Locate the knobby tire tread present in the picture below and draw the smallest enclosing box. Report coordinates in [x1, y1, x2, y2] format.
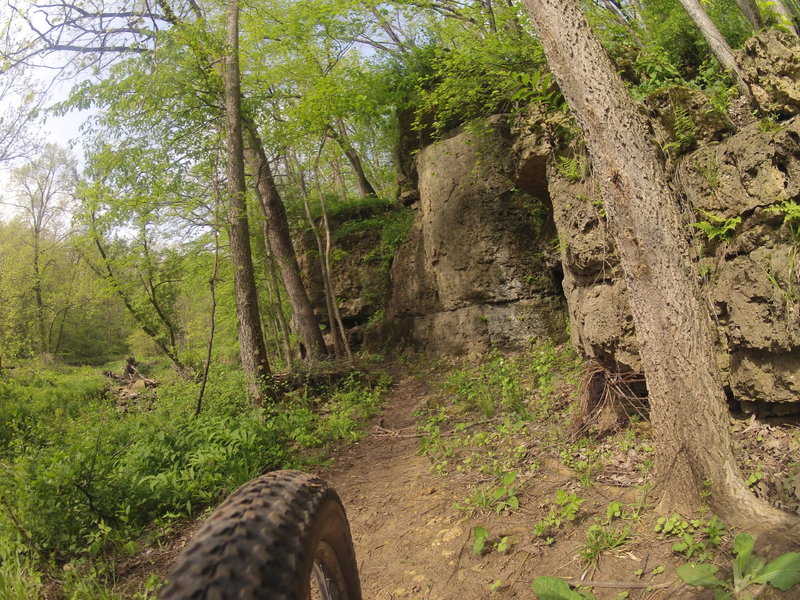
[159, 470, 361, 600]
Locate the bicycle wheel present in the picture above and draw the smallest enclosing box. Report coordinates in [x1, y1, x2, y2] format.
[159, 470, 362, 600]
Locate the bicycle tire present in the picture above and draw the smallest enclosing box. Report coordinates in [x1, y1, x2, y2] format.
[159, 470, 362, 600]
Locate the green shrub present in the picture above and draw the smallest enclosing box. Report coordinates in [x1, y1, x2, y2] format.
[0, 363, 388, 590]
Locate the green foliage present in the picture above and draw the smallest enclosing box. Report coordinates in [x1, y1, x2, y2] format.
[509, 71, 566, 113]
[0, 364, 386, 593]
[533, 490, 585, 539]
[768, 199, 800, 243]
[662, 103, 698, 156]
[532, 576, 595, 600]
[0, 550, 44, 599]
[443, 353, 525, 418]
[691, 210, 741, 242]
[632, 46, 686, 98]
[458, 472, 520, 515]
[555, 155, 587, 183]
[472, 525, 489, 555]
[677, 532, 800, 599]
[580, 523, 631, 565]
[654, 514, 726, 561]
[389, 3, 546, 137]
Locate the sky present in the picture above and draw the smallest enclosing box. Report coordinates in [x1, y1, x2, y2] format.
[0, 85, 93, 219]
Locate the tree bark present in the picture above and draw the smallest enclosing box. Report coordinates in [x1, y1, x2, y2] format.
[329, 121, 378, 198]
[769, 0, 800, 35]
[243, 126, 328, 361]
[733, 0, 764, 30]
[223, 0, 274, 405]
[522, 0, 799, 536]
[262, 232, 295, 371]
[676, 0, 754, 102]
[195, 231, 219, 416]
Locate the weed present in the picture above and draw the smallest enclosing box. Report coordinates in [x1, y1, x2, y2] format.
[560, 444, 605, 487]
[677, 532, 800, 599]
[533, 490, 585, 538]
[654, 513, 726, 561]
[758, 113, 781, 133]
[532, 576, 596, 600]
[457, 472, 520, 515]
[492, 472, 520, 513]
[471, 525, 490, 555]
[591, 200, 606, 219]
[580, 523, 631, 565]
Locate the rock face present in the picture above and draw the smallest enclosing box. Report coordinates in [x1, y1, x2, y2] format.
[739, 30, 800, 118]
[543, 113, 800, 413]
[296, 202, 401, 348]
[379, 117, 568, 357]
[679, 118, 800, 411]
[330, 30, 800, 411]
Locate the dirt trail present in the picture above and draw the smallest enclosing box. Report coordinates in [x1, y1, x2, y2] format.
[315, 372, 482, 599]
[312, 372, 704, 600]
[314, 373, 619, 600]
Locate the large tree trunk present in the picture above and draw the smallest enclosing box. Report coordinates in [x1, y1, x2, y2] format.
[244, 127, 329, 361]
[676, 0, 754, 102]
[223, 0, 274, 405]
[522, 0, 799, 536]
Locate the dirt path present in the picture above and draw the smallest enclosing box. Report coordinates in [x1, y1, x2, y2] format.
[314, 374, 591, 599]
[312, 372, 696, 600]
[315, 372, 486, 599]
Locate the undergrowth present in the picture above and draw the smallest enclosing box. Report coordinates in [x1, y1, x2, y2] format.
[417, 342, 585, 505]
[0, 361, 388, 597]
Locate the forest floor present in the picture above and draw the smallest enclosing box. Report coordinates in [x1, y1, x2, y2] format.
[127, 360, 800, 600]
[311, 369, 687, 600]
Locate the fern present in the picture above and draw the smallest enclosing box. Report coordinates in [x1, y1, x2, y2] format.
[690, 210, 741, 241]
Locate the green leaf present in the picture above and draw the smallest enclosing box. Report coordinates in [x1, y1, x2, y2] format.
[531, 576, 594, 600]
[713, 590, 732, 600]
[732, 532, 754, 581]
[472, 526, 489, 555]
[752, 552, 800, 590]
[676, 563, 726, 589]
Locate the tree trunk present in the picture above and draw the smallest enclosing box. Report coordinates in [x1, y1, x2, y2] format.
[769, 0, 800, 35]
[195, 231, 219, 416]
[316, 173, 353, 365]
[676, 0, 754, 102]
[243, 126, 328, 361]
[300, 173, 346, 358]
[223, 0, 274, 405]
[522, 0, 799, 536]
[262, 232, 295, 371]
[733, 0, 764, 29]
[329, 121, 378, 198]
[31, 232, 48, 354]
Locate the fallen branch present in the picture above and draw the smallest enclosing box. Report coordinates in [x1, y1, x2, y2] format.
[565, 578, 675, 590]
